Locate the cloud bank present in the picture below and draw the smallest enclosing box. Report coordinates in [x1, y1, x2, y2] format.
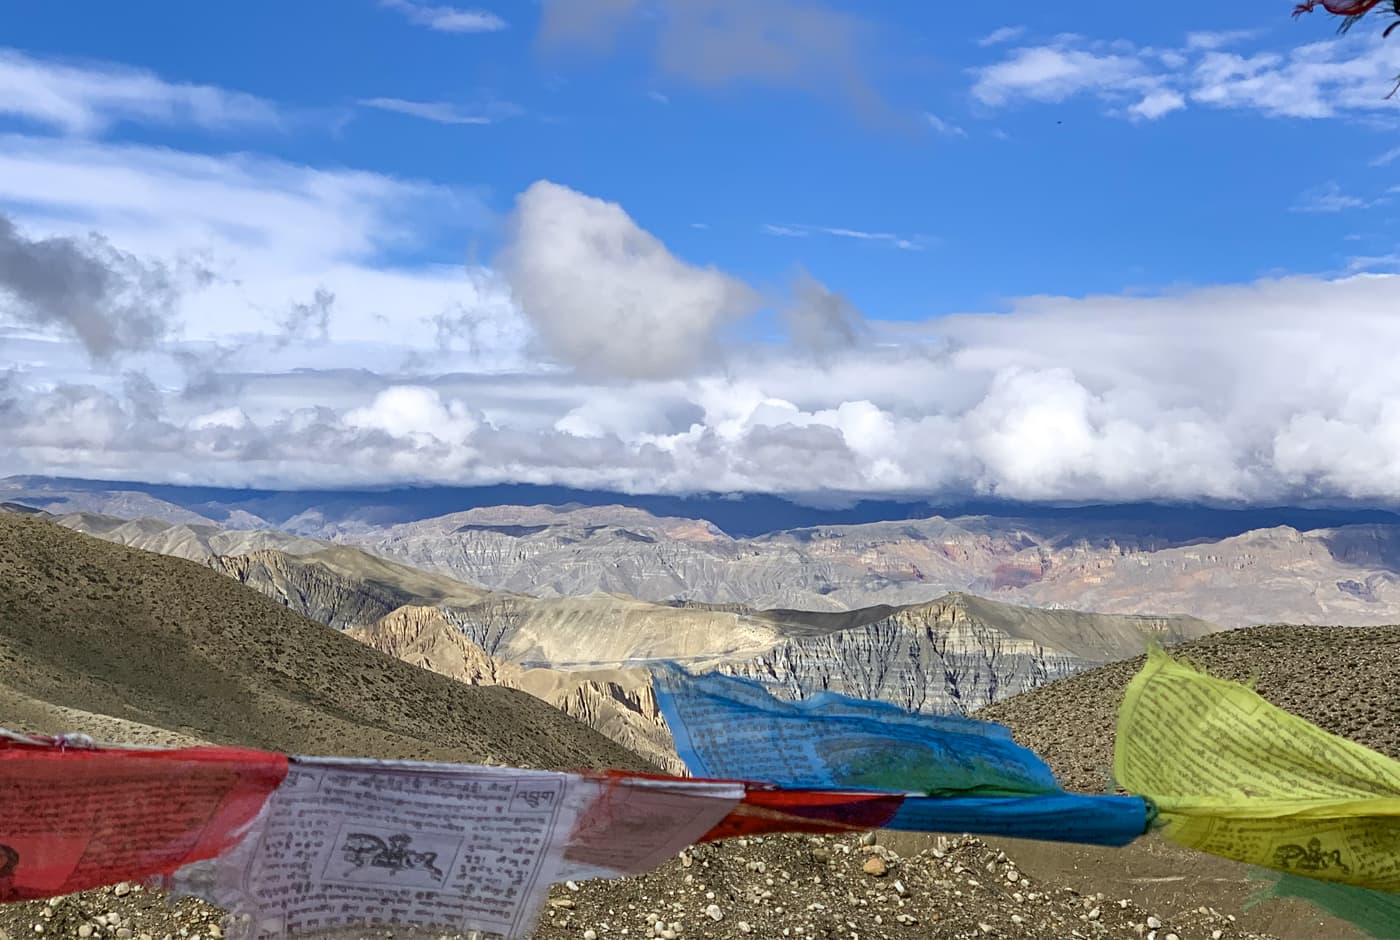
[4, 45, 1400, 507]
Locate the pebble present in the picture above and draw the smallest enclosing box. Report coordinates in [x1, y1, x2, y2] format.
[1006, 869, 1020, 882]
[1088, 908, 1101, 921]
[1146, 916, 1162, 930]
[737, 923, 752, 934]
[705, 904, 723, 922]
[114, 883, 132, 898]
[78, 928, 94, 939]
[583, 931, 598, 940]
[862, 856, 887, 878]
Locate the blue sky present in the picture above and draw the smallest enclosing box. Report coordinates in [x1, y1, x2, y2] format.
[1, 1, 1398, 504]
[3, 1, 1394, 318]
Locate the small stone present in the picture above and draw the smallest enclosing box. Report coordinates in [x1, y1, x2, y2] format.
[1088, 908, 1101, 921]
[1165, 935, 1180, 940]
[858, 831, 877, 847]
[116, 931, 133, 940]
[549, 899, 576, 909]
[78, 928, 94, 939]
[583, 932, 598, 940]
[862, 856, 887, 877]
[114, 883, 132, 898]
[1146, 917, 1162, 930]
[679, 852, 693, 869]
[566, 881, 580, 892]
[1011, 915, 1024, 925]
[207, 929, 223, 940]
[1006, 869, 1020, 882]
[705, 905, 723, 922]
[893, 879, 906, 896]
[737, 923, 752, 935]
[978, 924, 993, 935]
[33, 927, 44, 936]
[1212, 933, 1223, 940]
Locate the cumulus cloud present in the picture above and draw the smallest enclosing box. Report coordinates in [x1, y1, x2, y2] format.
[538, 0, 885, 117]
[0, 213, 177, 360]
[7, 269, 1400, 506]
[972, 31, 1400, 121]
[497, 180, 758, 379]
[8, 128, 1400, 507]
[0, 47, 278, 136]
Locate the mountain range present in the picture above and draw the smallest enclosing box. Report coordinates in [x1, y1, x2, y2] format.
[7, 475, 1400, 628]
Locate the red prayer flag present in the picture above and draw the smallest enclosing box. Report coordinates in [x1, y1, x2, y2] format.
[0, 740, 287, 900]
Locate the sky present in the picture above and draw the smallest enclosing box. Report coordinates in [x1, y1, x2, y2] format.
[1, 0, 1398, 506]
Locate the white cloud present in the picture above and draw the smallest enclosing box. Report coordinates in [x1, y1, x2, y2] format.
[761, 222, 925, 251]
[977, 26, 1026, 48]
[924, 111, 967, 136]
[7, 268, 1400, 503]
[972, 31, 1400, 121]
[497, 181, 758, 379]
[972, 44, 1148, 106]
[7, 124, 1400, 505]
[1373, 145, 1400, 165]
[358, 98, 488, 125]
[0, 47, 278, 136]
[380, 0, 507, 33]
[0, 133, 517, 368]
[1185, 29, 1261, 51]
[1293, 180, 1372, 212]
[1128, 89, 1187, 120]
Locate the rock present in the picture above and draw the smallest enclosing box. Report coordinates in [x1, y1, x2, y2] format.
[737, 924, 752, 935]
[862, 856, 887, 878]
[114, 883, 132, 898]
[858, 831, 877, 847]
[583, 931, 598, 940]
[1088, 907, 1101, 920]
[1146, 916, 1162, 930]
[1006, 869, 1020, 882]
[78, 928, 94, 939]
[705, 904, 723, 921]
[116, 930, 133, 940]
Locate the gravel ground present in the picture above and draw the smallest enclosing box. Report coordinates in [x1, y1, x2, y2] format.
[0, 833, 1272, 940]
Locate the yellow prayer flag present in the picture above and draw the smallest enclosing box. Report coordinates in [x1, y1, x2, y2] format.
[1115, 649, 1400, 892]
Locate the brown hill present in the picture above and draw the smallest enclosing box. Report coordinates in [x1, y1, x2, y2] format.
[0, 512, 649, 772]
[979, 623, 1400, 794]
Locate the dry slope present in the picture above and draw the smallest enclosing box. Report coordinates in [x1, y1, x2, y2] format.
[0, 511, 649, 771]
